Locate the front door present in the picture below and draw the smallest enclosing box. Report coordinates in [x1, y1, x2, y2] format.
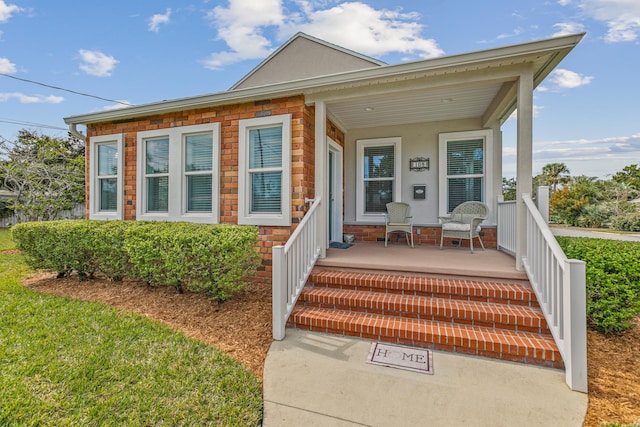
[328, 138, 343, 244]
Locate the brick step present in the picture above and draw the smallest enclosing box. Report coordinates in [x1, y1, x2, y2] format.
[309, 269, 538, 307]
[289, 306, 563, 368]
[299, 287, 549, 334]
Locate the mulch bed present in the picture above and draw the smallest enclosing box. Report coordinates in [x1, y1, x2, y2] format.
[21, 273, 640, 424]
[584, 317, 640, 426]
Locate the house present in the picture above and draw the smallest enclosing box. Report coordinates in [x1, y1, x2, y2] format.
[64, 32, 587, 391]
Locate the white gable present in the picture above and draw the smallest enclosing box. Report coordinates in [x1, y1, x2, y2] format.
[231, 33, 384, 90]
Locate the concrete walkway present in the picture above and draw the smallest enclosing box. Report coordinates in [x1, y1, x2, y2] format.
[263, 329, 587, 426]
[551, 225, 640, 241]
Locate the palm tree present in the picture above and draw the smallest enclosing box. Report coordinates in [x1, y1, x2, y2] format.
[541, 162, 571, 192]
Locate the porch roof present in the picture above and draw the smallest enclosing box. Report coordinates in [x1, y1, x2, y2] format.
[64, 33, 584, 130]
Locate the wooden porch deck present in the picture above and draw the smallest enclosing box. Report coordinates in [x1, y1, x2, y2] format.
[318, 241, 528, 282]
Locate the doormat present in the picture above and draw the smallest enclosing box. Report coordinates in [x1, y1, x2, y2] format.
[329, 241, 352, 249]
[367, 342, 433, 374]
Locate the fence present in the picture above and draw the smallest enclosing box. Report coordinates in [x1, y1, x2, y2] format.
[0, 204, 86, 228]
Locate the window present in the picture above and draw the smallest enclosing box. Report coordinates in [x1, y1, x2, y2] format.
[185, 134, 213, 212]
[137, 123, 220, 223]
[356, 137, 402, 222]
[238, 115, 291, 226]
[90, 134, 123, 219]
[144, 137, 169, 212]
[438, 130, 493, 216]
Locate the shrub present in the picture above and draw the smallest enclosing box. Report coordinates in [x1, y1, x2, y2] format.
[124, 222, 260, 301]
[12, 220, 261, 302]
[12, 220, 101, 278]
[576, 204, 614, 228]
[92, 221, 137, 281]
[557, 236, 640, 334]
[611, 211, 640, 232]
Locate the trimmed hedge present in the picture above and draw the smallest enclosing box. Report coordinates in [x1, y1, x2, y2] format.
[557, 236, 640, 334]
[12, 220, 261, 302]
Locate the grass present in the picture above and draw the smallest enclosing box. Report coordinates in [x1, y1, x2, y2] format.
[0, 229, 262, 426]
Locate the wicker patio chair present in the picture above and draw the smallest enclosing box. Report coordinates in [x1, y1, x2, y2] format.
[385, 202, 414, 248]
[439, 201, 488, 253]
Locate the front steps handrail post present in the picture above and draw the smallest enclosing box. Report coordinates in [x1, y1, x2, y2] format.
[521, 193, 587, 393]
[272, 197, 322, 340]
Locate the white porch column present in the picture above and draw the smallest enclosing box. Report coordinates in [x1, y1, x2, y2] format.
[515, 69, 534, 270]
[315, 100, 327, 258]
[492, 123, 502, 224]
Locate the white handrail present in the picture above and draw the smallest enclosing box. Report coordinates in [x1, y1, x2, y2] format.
[272, 197, 322, 340]
[521, 194, 587, 392]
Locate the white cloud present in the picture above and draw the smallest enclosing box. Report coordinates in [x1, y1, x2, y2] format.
[503, 133, 640, 178]
[0, 56, 16, 73]
[0, 92, 64, 104]
[557, 0, 573, 6]
[78, 49, 118, 77]
[533, 134, 640, 162]
[149, 8, 171, 32]
[203, 0, 285, 69]
[0, 0, 22, 23]
[569, 0, 640, 42]
[552, 21, 585, 37]
[203, 0, 443, 70]
[548, 68, 593, 89]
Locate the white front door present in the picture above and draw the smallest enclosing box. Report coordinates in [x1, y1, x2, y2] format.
[328, 137, 343, 244]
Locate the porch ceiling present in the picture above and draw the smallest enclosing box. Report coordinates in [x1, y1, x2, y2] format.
[326, 82, 506, 129]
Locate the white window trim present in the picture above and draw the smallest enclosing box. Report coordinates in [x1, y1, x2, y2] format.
[355, 137, 402, 223]
[90, 133, 124, 220]
[136, 123, 220, 223]
[238, 114, 291, 226]
[438, 129, 493, 217]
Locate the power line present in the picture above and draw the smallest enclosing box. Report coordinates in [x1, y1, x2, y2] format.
[0, 72, 133, 106]
[0, 118, 67, 131]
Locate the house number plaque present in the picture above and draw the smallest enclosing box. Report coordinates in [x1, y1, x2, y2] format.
[409, 157, 430, 171]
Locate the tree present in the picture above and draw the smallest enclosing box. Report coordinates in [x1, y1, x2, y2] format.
[502, 177, 516, 201]
[540, 162, 571, 192]
[612, 164, 640, 191]
[0, 130, 85, 221]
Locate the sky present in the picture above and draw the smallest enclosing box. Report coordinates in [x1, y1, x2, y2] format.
[0, 0, 639, 179]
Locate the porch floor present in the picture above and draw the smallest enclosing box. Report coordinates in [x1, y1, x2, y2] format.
[318, 241, 528, 282]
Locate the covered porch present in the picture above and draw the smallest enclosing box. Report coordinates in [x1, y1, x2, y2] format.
[273, 33, 588, 392]
[317, 241, 527, 282]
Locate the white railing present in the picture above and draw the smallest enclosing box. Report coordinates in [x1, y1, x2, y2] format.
[272, 197, 322, 340]
[496, 196, 517, 255]
[522, 194, 587, 392]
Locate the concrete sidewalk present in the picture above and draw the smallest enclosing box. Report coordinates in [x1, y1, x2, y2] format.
[263, 329, 587, 426]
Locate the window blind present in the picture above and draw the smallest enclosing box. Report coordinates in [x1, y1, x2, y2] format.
[99, 178, 117, 211]
[185, 134, 213, 212]
[446, 139, 484, 212]
[363, 145, 395, 213]
[447, 139, 483, 176]
[249, 126, 282, 213]
[145, 138, 169, 174]
[97, 143, 117, 176]
[185, 134, 212, 172]
[145, 138, 169, 212]
[364, 145, 394, 179]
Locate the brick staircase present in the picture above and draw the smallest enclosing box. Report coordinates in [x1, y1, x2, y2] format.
[287, 268, 563, 368]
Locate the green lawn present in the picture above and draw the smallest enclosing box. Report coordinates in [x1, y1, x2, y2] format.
[0, 229, 262, 426]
